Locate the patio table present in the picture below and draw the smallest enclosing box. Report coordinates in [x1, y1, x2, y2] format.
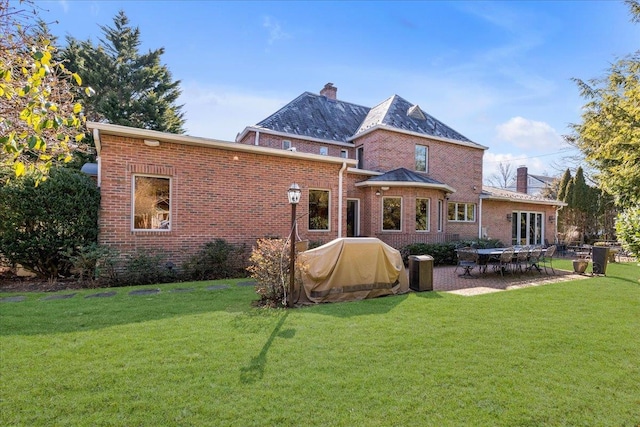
[475, 248, 537, 273]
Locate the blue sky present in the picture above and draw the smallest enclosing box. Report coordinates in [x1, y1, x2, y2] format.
[40, 0, 639, 182]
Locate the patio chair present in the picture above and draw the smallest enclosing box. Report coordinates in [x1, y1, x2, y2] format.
[495, 247, 515, 277]
[526, 246, 543, 273]
[514, 246, 530, 274]
[456, 247, 479, 278]
[540, 245, 557, 275]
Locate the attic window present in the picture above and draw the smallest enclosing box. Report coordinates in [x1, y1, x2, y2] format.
[282, 140, 291, 150]
[407, 105, 426, 120]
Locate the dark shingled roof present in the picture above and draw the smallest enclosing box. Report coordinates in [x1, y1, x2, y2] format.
[254, 91, 479, 146]
[356, 95, 472, 143]
[368, 168, 446, 185]
[255, 92, 370, 142]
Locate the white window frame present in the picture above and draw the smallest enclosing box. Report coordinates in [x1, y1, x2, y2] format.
[447, 202, 476, 222]
[320, 146, 328, 156]
[416, 198, 430, 232]
[282, 140, 291, 150]
[308, 188, 331, 231]
[382, 196, 403, 232]
[415, 144, 428, 173]
[437, 199, 444, 232]
[340, 149, 348, 158]
[347, 198, 360, 237]
[131, 174, 172, 232]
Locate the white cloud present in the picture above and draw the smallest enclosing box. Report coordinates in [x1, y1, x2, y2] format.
[495, 116, 563, 150]
[178, 83, 288, 141]
[263, 16, 290, 45]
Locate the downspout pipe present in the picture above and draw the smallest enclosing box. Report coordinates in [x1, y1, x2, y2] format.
[93, 128, 102, 188]
[338, 162, 347, 238]
[478, 197, 483, 239]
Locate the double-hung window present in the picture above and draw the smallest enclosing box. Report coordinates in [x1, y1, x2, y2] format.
[133, 175, 171, 230]
[309, 189, 330, 230]
[382, 197, 402, 231]
[415, 145, 428, 173]
[416, 198, 430, 231]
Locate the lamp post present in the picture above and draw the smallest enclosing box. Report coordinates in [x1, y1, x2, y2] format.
[287, 183, 301, 307]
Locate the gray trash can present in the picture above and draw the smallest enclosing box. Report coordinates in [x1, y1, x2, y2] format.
[592, 246, 610, 275]
[409, 255, 434, 291]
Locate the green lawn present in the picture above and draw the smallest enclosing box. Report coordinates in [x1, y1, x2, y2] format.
[1, 260, 639, 426]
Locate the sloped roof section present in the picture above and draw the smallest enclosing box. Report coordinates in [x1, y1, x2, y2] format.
[482, 186, 566, 206]
[251, 89, 481, 147]
[255, 92, 370, 142]
[356, 95, 475, 144]
[368, 167, 445, 185]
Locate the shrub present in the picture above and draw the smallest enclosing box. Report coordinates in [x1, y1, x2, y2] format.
[400, 242, 459, 266]
[0, 167, 100, 279]
[182, 239, 247, 281]
[63, 243, 119, 284]
[120, 250, 176, 286]
[247, 238, 305, 308]
[400, 238, 505, 266]
[616, 206, 640, 257]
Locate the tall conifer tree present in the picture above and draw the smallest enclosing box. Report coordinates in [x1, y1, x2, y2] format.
[62, 11, 185, 133]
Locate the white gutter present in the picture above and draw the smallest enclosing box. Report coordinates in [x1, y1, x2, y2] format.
[337, 162, 347, 238]
[255, 130, 260, 146]
[348, 124, 489, 150]
[355, 180, 456, 195]
[87, 122, 357, 167]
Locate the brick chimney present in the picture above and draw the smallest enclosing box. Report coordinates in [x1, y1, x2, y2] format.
[516, 166, 528, 194]
[320, 82, 337, 100]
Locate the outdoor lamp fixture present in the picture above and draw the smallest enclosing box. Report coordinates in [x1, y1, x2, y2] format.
[144, 139, 160, 147]
[506, 214, 512, 222]
[549, 215, 555, 223]
[375, 190, 381, 196]
[287, 183, 301, 307]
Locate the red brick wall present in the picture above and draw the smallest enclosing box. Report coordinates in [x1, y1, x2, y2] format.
[98, 135, 345, 266]
[482, 200, 558, 245]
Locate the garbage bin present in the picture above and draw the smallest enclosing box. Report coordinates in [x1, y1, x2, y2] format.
[592, 246, 610, 275]
[409, 255, 434, 291]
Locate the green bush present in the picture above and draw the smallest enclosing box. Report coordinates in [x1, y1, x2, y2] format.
[400, 238, 504, 266]
[120, 250, 176, 286]
[615, 206, 640, 257]
[182, 239, 247, 281]
[63, 243, 119, 284]
[0, 167, 100, 279]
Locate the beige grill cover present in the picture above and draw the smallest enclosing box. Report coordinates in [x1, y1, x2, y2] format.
[297, 238, 409, 304]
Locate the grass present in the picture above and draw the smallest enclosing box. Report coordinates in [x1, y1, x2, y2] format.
[1, 260, 639, 426]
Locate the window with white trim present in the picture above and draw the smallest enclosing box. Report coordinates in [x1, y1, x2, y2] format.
[340, 149, 348, 158]
[447, 202, 476, 222]
[282, 140, 291, 150]
[320, 147, 328, 156]
[133, 175, 171, 230]
[416, 198, 430, 231]
[415, 144, 428, 173]
[437, 200, 444, 231]
[382, 197, 402, 231]
[309, 189, 330, 230]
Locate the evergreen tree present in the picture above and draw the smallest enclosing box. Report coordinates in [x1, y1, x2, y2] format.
[557, 169, 572, 202]
[62, 10, 185, 133]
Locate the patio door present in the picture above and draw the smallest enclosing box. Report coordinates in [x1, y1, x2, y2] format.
[511, 211, 543, 246]
[347, 199, 360, 237]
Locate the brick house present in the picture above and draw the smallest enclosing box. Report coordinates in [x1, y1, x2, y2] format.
[86, 83, 565, 266]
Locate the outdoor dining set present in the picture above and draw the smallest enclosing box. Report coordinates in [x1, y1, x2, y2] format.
[456, 245, 557, 278]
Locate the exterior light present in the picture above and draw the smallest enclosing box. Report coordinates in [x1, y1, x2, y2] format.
[549, 215, 555, 223]
[506, 214, 512, 222]
[287, 183, 301, 307]
[144, 139, 160, 147]
[375, 190, 381, 196]
[287, 183, 301, 204]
